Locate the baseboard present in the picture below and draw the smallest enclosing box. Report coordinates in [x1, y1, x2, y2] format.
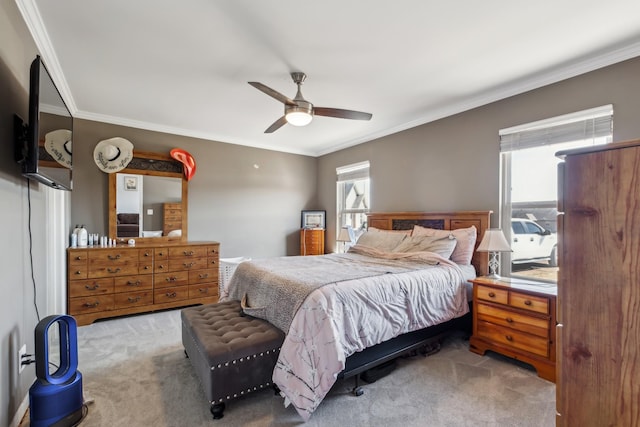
[10, 394, 29, 427]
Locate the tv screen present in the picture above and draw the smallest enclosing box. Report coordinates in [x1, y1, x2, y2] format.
[16, 56, 73, 190]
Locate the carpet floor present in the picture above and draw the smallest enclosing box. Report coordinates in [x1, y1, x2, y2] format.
[25, 308, 556, 426]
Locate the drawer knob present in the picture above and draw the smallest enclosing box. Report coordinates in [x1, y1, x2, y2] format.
[75, 270, 82, 275]
[85, 283, 100, 291]
[506, 317, 513, 323]
[144, 266, 150, 270]
[488, 292, 496, 298]
[144, 252, 151, 257]
[75, 256, 83, 261]
[524, 300, 532, 306]
[505, 335, 513, 341]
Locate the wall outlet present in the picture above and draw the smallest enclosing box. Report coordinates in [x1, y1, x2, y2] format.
[18, 344, 27, 374]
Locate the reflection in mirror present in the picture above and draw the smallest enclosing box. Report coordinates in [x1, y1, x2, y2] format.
[115, 173, 182, 238]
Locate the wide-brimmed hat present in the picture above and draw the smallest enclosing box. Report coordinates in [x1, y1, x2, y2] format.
[44, 129, 72, 168]
[170, 148, 196, 181]
[93, 137, 134, 173]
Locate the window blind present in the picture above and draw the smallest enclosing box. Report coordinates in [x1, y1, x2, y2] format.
[499, 105, 613, 152]
[336, 161, 370, 182]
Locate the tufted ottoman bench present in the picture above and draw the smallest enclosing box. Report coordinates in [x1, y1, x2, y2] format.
[181, 300, 285, 419]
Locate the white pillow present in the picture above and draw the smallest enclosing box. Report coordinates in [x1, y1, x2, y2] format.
[356, 229, 407, 252]
[392, 234, 457, 259]
[167, 229, 182, 237]
[412, 225, 477, 265]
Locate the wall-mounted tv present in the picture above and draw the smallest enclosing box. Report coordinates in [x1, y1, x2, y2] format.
[14, 55, 73, 190]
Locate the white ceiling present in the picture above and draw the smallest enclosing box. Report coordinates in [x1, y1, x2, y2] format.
[18, 0, 640, 156]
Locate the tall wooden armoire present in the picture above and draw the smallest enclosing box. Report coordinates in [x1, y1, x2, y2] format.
[556, 139, 640, 426]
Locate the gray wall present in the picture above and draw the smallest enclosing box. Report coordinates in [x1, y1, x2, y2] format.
[70, 118, 318, 258]
[318, 56, 640, 252]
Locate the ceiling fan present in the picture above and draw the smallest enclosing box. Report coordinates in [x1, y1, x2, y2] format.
[248, 72, 373, 133]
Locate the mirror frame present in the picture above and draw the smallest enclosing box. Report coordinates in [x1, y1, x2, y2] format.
[109, 150, 188, 242]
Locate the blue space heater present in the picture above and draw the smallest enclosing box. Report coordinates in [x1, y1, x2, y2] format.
[29, 314, 84, 427]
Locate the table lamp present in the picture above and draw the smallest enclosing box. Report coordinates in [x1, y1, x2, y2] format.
[476, 228, 512, 279]
[337, 226, 354, 253]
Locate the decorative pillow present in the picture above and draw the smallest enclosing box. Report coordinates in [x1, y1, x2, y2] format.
[392, 234, 457, 259]
[412, 225, 478, 265]
[356, 229, 407, 252]
[368, 227, 412, 236]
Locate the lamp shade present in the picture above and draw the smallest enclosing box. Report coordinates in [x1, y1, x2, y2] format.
[337, 226, 354, 242]
[476, 228, 512, 252]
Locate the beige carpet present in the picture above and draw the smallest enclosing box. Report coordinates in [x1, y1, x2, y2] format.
[27, 308, 555, 426]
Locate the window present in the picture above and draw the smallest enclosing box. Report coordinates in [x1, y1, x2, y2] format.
[337, 161, 370, 249]
[499, 105, 613, 281]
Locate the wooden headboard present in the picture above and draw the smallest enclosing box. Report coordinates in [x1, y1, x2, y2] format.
[366, 211, 492, 277]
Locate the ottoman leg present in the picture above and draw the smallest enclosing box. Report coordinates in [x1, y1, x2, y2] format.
[210, 402, 225, 420]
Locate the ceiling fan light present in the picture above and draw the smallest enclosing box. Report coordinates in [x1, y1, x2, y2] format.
[285, 111, 313, 126]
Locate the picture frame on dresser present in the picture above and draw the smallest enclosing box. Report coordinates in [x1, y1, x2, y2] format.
[301, 210, 325, 229]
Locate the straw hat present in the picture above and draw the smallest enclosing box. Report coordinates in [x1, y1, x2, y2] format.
[44, 129, 72, 168]
[93, 137, 134, 173]
[170, 148, 196, 181]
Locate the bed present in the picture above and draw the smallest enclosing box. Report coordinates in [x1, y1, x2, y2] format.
[223, 211, 491, 420]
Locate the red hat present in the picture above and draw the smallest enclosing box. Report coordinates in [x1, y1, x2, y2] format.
[170, 148, 196, 181]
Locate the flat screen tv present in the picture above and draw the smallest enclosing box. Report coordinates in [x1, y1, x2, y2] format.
[14, 55, 73, 190]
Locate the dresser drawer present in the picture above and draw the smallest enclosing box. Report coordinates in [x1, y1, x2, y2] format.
[476, 285, 508, 305]
[476, 303, 550, 338]
[189, 268, 218, 284]
[169, 256, 208, 272]
[155, 271, 189, 288]
[154, 248, 169, 260]
[154, 287, 189, 303]
[114, 291, 153, 309]
[88, 250, 138, 264]
[88, 263, 139, 278]
[69, 295, 115, 314]
[114, 274, 153, 293]
[477, 321, 549, 358]
[69, 278, 114, 297]
[69, 265, 89, 280]
[510, 291, 550, 314]
[188, 283, 218, 299]
[169, 246, 207, 259]
[206, 245, 219, 258]
[68, 251, 88, 266]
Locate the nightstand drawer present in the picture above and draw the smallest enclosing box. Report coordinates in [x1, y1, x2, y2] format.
[477, 321, 549, 358]
[477, 303, 550, 338]
[476, 285, 508, 304]
[510, 291, 549, 314]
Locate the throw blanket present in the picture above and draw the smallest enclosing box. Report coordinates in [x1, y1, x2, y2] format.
[225, 246, 452, 333]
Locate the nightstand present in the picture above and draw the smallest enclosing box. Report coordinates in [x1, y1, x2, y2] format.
[469, 276, 557, 382]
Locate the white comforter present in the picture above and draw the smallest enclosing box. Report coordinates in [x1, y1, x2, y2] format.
[223, 249, 470, 421]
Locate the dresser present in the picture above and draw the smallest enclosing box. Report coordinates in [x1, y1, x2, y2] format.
[163, 202, 183, 236]
[67, 241, 219, 325]
[300, 228, 324, 255]
[469, 276, 556, 382]
[555, 140, 640, 426]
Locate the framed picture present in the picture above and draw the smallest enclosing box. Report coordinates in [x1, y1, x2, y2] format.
[301, 210, 326, 229]
[124, 175, 138, 191]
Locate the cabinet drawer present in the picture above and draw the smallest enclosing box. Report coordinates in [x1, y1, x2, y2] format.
[476, 303, 550, 338]
[154, 271, 189, 288]
[169, 256, 208, 272]
[154, 287, 189, 303]
[68, 251, 88, 266]
[88, 250, 138, 264]
[510, 291, 549, 314]
[206, 245, 219, 258]
[139, 259, 154, 274]
[164, 214, 182, 222]
[154, 248, 169, 260]
[114, 291, 153, 308]
[188, 284, 218, 299]
[69, 295, 115, 314]
[69, 278, 114, 297]
[138, 248, 154, 260]
[189, 268, 218, 284]
[69, 265, 89, 280]
[114, 274, 153, 293]
[476, 285, 508, 305]
[88, 263, 139, 278]
[477, 321, 549, 358]
[164, 221, 182, 231]
[169, 246, 207, 259]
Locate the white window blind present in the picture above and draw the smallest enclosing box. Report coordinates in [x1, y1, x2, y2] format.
[336, 161, 370, 182]
[499, 105, 613, 153]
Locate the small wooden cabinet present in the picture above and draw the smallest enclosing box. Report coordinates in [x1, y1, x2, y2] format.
[469, 276, 556, 382]
[300, 228, 324, 255]
[163, 202, 183, 236]
[67, 241, 219, 325]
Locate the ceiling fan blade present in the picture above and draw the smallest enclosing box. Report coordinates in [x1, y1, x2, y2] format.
[314, 107, 372, 121]
[264, 116, 288, 133]
[248, 82, 296, 106]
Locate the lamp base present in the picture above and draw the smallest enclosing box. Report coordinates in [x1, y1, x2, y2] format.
[485, 273, 501, 280]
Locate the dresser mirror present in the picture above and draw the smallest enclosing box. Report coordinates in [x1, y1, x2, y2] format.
[108, 151, 188, 241]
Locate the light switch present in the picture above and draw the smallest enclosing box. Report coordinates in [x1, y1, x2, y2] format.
[147, 209, 154, 215]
